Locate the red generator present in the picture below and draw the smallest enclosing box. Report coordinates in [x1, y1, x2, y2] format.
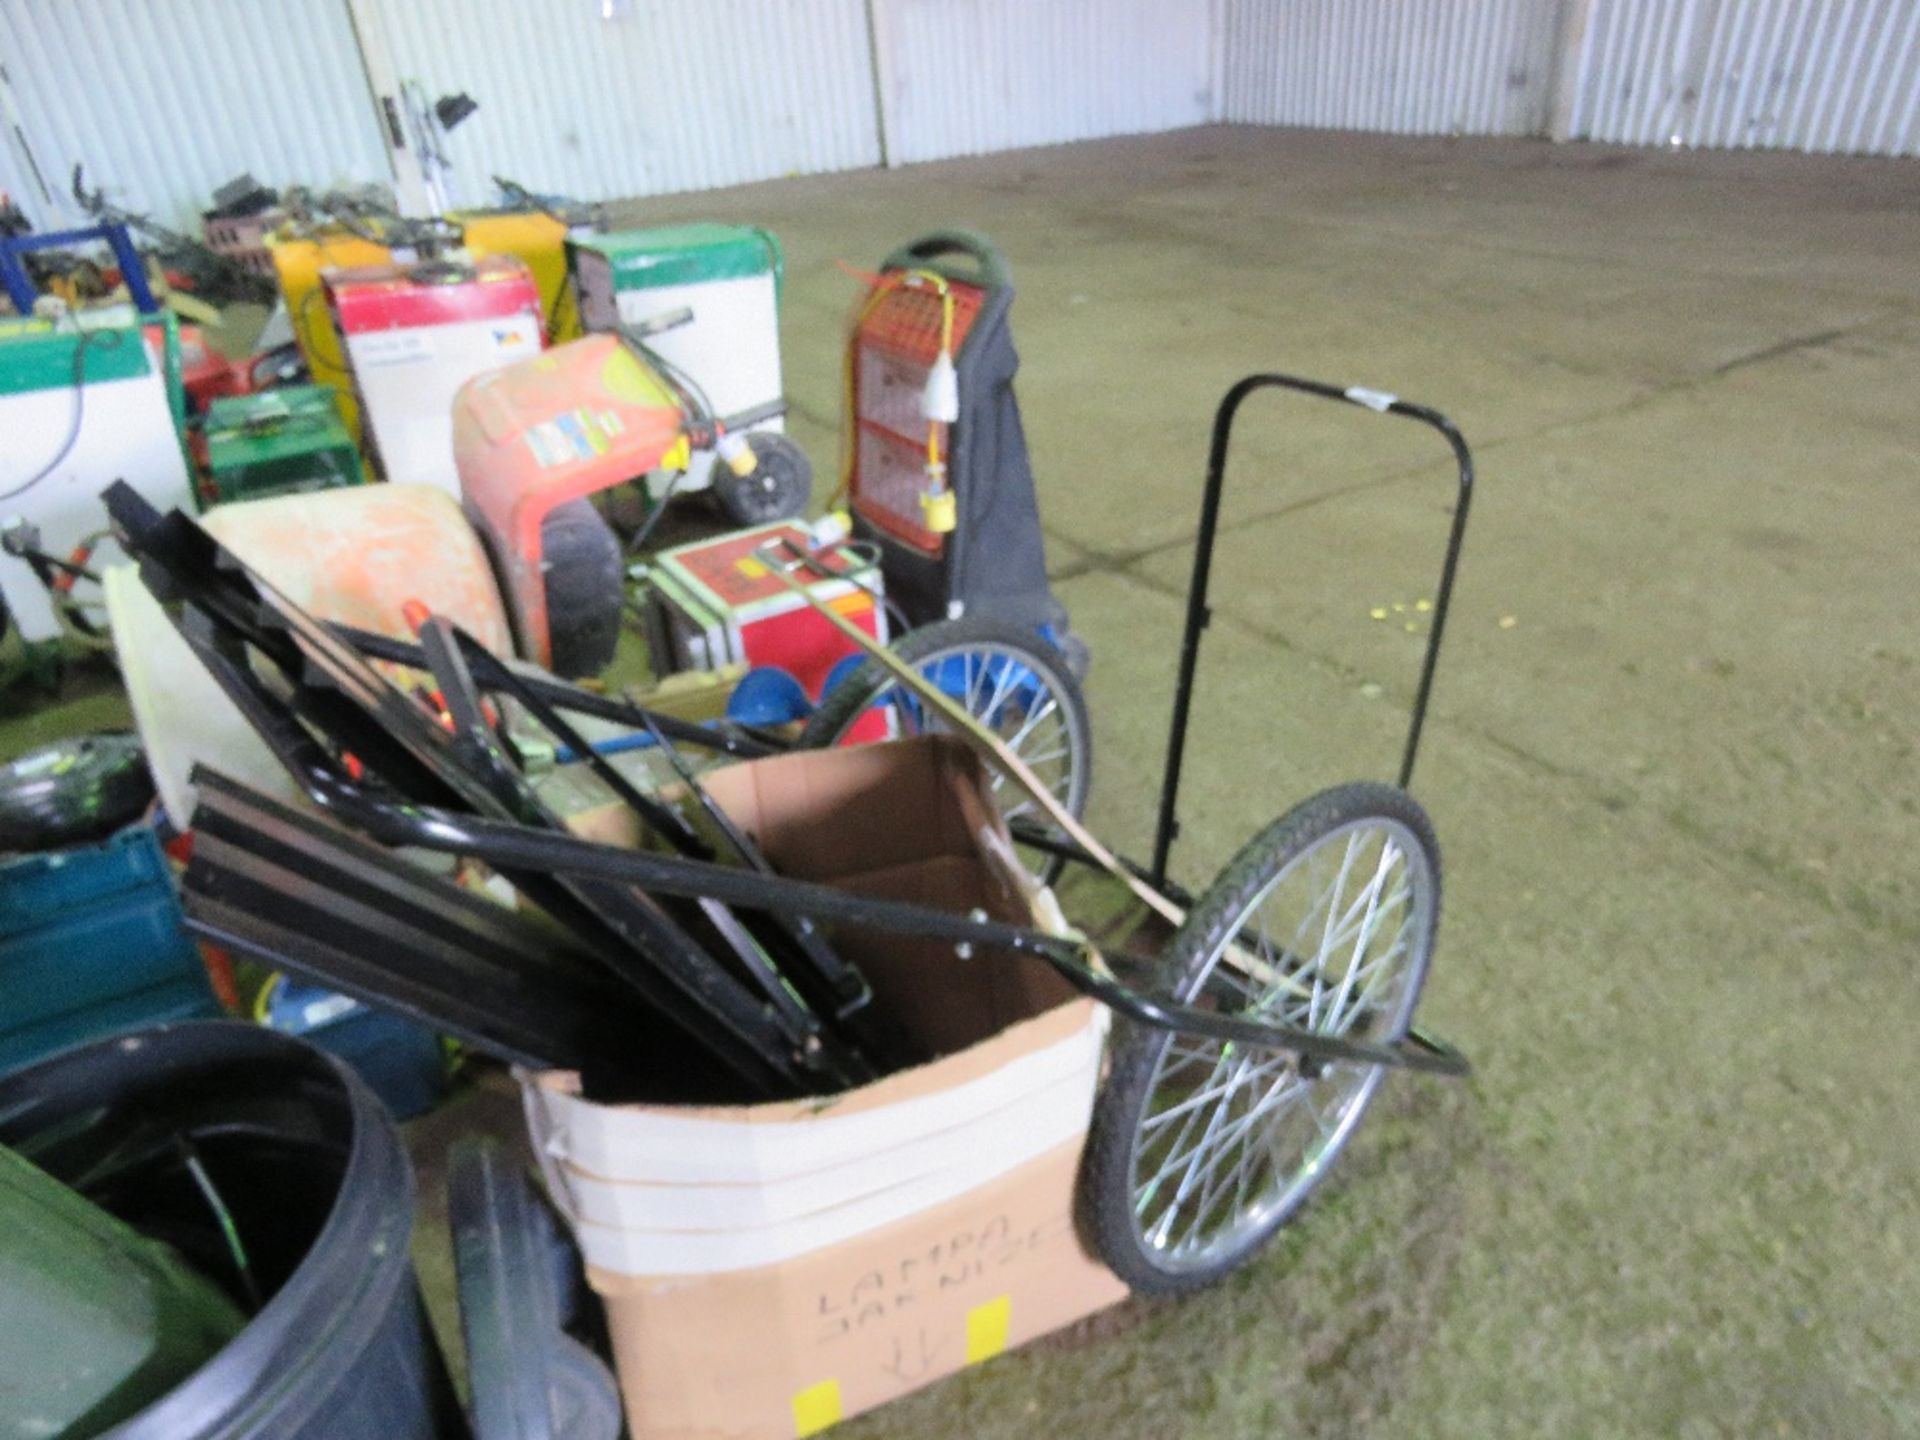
[326, 254, 543, 494]
[843, 229, 1080, 672]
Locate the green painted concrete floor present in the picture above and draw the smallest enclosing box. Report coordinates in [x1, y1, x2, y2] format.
[6, 125, 1916, 1436]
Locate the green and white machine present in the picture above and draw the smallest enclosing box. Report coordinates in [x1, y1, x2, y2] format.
[0, 313, 194, 644]
[568, 224, 793, 511]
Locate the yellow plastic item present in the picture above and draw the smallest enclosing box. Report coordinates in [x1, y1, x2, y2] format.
[725, 438, 760, 478]
[790, 1379, 843, 1438]
[268, 230, 391, 436]
[458, 211, 575, 340]
[657, 434, 691, 472]
[964, 1295, 1012, 1364]
[920, 486, 958, 533]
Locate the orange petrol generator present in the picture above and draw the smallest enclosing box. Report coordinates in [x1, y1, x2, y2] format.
[842, 230, 1082, 674]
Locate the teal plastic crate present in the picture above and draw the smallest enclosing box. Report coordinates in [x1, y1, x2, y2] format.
[0, 827, 220, 1073]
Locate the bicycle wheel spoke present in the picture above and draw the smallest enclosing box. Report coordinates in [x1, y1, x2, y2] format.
[1144, 1074, 1238, 1246]
[1319, 883, 1409, 959]
[1147, 1057, 1297, 1200]
[1187, 1074, 1304, 1248]
[978, 659, 1027, 727]
[1015, 742, 1070, 771]
[1330, 935, 1411, 1036]
[1158, 1067, 1309, 1254]
[961, 653, 989, 714]
[1323, 841, 1401, 1023]
[1136, 1050, 1237, 1220]
[1139, 1049, 1293, 1135]
[1005, 695, 1059, 752]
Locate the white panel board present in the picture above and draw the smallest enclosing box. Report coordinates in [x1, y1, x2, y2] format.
[0, 0, 389, 229]
[1220, 0, 1563, 136]
[875, 0, 1216, 165]
[1569, 0, 1920, 155]
[355, 0, 882, 206]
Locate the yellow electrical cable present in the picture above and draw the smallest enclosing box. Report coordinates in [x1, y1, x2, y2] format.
[909, 270, 957, 481]
[251, 972, 281, 1024]
[831, 276, 901, 508]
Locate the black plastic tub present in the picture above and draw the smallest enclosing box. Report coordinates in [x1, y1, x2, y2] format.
[0, 1021, 464, 1439]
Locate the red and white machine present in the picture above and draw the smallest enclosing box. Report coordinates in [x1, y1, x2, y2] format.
[642, 520, 888, 733]
[326, 255, 542, 494]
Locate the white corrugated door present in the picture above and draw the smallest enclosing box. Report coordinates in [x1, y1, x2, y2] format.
[1568, 0, 1920, 156]
[0, 0, 390, 229]
[1219, 0, 1563, 137]
[349, 0, 883, 206]
[872, 0, 1216, 165]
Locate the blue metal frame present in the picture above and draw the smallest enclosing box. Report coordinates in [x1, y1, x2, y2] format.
[0, 221, 159, 314]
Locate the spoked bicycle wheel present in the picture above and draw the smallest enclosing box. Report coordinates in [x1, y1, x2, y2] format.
[1082, 781, 1440, 1294]
[799, 616, 1092, 882]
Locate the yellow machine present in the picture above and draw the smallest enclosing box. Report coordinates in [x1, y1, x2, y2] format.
[457, 211, 578, 340]
[268, 211, 577, 437]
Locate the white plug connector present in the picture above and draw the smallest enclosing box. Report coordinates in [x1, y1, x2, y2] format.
[921, 352, 959, 423]
[807, 509, 852, 548]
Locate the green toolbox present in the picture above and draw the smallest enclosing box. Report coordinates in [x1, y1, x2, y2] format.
[204, 385, 365, 504]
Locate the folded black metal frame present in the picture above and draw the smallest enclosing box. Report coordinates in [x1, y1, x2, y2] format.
[107, 483, 858, 1100]
[104, 460, 1470, 1087]
[408, 614, 888, 1050]
[181, 768, 650, 1078]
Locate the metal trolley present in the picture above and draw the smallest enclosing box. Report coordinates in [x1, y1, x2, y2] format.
[108, 369, 1474, 1298]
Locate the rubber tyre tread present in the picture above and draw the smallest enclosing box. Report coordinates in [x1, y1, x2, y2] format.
[540, 498, 625, 681]
[1080, 780, 1441, 1295]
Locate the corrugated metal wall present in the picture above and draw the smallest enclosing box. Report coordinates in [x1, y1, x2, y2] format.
[1219, 0, 1564, 136]
[356, 0, 882, 207]
[872, 0, 1216, 165]
[4, 0, 1914, 235]
[1568, 0, 1920, 154]
[0, 0, 388, 229]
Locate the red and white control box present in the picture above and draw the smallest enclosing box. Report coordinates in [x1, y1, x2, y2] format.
[327, 254, 543, 493]
[642, 523, 889, 736]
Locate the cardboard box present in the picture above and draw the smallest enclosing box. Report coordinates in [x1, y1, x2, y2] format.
[590, 1137, 1127, 1439]
[528, 998, 1105, 1275]
[522, 736, 1128, 1438]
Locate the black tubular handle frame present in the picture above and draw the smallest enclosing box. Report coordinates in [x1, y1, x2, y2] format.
[1150, 374, 1476, 887]
[878, 228, 1012, 292]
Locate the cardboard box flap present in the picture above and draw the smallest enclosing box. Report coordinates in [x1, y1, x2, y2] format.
[691, 734, 1071, 1062]
[698, 734, 1007, 882]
